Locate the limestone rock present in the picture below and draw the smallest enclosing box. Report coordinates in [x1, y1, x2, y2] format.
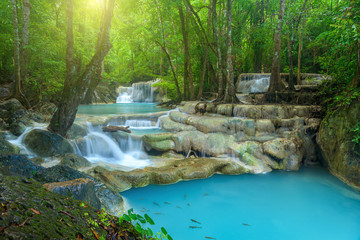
[43, 178, 101, 209]
[142, 133, 176, 152]
[169, 111, 190, 124]
[317, 102, 360, 189]
[178, 101, 198, 114]
[160, 116, 196, 132]
[88, 158, 250, 192]
[263, 138, 302, 170]
[58, 153, 91, 169]
[23, 129, 74, 157]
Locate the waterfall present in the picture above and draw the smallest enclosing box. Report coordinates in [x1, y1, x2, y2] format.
[124, 120, 156, 129]
[116, 80, 158, 103]
[116, 87, 132, 103]
[237, 75, 270, 93]
[74, 123, 150, 169]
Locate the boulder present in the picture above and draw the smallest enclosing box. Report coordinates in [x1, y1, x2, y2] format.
[58, 153, 91, 169]
[43, 178, 101, 209]
[0, 137, 20, 154]
[34, 165, 89, 183]
[0, 99, 24, 112]
[0, 154, 42, 178]
[317, 102, 360, 189]
[9, 121, 27, 136]
[0, 87, 10, 98]
[23, 129, 74, 157]
[67, 122, 89, 139]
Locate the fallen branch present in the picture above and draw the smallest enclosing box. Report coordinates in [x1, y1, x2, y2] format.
[102, 125, 131, 133]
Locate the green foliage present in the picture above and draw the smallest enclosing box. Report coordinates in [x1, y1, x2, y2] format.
[119, 208, 173, 240]
[351, 121, 360, 144]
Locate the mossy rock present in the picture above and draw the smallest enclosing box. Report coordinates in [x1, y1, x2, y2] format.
[0, 137, 20, 154]
[0, 175, 145, 239]
[23, 129, 74, 157]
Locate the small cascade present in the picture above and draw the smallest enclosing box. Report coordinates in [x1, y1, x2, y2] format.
[237, 76, 270, 93]
[74, 123, 150, 169]
[124, 120, 155, 129]
[116, 87, 133, 103]
[116, 80, 158, 103]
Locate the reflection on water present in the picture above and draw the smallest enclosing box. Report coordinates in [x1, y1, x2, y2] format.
[122, 166, 360, 240]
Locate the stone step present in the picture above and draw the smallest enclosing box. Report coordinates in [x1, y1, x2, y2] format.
[179, 101, 320, 119]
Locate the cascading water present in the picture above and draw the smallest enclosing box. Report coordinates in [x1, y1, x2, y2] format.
[237, 75, 270, 93]
[116, 80, 158, 103]
[74, 123, 151, 169]
[116, 87, 132, 103]
[124, 120, 156, 129]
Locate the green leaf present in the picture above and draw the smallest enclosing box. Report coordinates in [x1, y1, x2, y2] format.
[146, 227, 153, 236]
[123, 214, 131, 222]
[161, 227, 167, 235]
[167, 234, 173, 240]
[144, 214, 155, 225]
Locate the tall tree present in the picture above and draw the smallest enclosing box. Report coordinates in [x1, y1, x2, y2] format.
[9, 0, 30, 107]
[224, 0, 238, 103]
[179, 4, 194, 100]
[48, 0, 115, 137]
[268, 0, 286, 92]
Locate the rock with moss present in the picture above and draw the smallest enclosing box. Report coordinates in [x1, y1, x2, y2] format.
[58, 153, 91, 169]
[0, 175, 144, 239]
[30, 157, 45, 165]
[159, 116, 196, 132]
[43, 178, 101, 209]
[0, 137, 20, 154]
[317, 102, 360, 189]
[23, 129, 74, 157]
[67, 122, 89, 139]
[0, 154, 41, 178]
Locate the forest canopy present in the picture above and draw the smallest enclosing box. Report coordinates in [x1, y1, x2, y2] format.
[0, 0, 359, 105]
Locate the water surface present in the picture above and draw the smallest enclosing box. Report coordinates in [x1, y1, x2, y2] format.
[77, 103, 168, 115]
[122, 166, 360, 240]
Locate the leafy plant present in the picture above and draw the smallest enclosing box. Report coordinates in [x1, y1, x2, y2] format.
[119, 208, 173, 240]
[351, 121, 360, 144]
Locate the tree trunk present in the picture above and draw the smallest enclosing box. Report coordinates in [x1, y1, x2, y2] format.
[297, 17, 306, 85]
[353, 41, 360, 88]
[286, 31, 295, 90]
[179, 5, 194, 100]
[20, 0, 31, 89]
[157, 41, 182, 102]
[10, 0, 22, 100]
[198, 47, 208, 99]
[268, 0, 286, 92]
[48, 0, 115, 137]
[224, 0, 238, 103]
[82, 1, 113, 104]
[212, 0, 224, 100]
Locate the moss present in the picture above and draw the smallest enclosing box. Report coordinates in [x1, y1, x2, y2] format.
[0, 175, 149, 239]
